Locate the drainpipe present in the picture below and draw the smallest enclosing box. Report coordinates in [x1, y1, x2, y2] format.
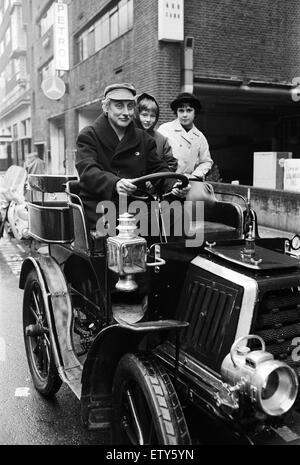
[181, 36, 194, 94]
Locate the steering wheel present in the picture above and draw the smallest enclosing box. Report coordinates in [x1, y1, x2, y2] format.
[130, 172, 189, 201]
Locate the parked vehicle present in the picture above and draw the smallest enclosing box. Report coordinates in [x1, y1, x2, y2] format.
[20, 173, 300, 445]
[0, 165, 29, 240]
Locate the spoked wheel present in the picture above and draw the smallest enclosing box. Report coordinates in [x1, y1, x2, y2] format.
[23, 269, 62, 396]
[112, 353, 191, 445]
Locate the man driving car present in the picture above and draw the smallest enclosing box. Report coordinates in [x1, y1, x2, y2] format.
[76, 82, 190, 230]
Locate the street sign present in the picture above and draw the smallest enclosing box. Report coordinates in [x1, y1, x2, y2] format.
[41, 76, 66, 100]
[284, 159, 300, 192]
[158, 0, 184, 42]
[54, 3, 70, 71]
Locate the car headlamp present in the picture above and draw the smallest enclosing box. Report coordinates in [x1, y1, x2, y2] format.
[107, 212, 147, 292]
[221, 335, 298, 416]
[290, 234, 300, 251]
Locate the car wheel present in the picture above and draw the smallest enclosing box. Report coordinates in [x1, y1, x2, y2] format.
[23, 269, 62, 396]
[112, 352, 191, 445]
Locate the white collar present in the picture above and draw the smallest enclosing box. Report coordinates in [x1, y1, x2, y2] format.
[174, 118, 196, 134]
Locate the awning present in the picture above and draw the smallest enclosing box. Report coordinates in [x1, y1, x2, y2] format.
[193, 78, 300, 107]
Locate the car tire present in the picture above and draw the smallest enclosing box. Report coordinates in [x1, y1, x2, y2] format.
[23, 269, 62, 396]
[112, 352, 191, 445]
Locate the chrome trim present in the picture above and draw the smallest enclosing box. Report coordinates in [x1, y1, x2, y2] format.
[203, 246, 262, 269]
[28, 230, 72, 244]
[28, 202, 69, 211]
[67, 199, 90, 253]
[66, 189, 90, 254]
[191, 256, 258, 339]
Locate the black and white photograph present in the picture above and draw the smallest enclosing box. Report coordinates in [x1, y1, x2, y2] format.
[1, 0, 300, 454]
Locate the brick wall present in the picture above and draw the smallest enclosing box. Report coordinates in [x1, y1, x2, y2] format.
[187, 0, 300, 83]
[28, 0, 300, 166]
[286, 0, 300, 81]
[67, 0, 182, 129]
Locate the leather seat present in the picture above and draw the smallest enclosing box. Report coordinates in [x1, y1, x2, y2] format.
[189, 200, 244, 242]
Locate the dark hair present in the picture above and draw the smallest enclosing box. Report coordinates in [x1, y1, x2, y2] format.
[170, 92, 202, 115]
[137, 97, 158, 115]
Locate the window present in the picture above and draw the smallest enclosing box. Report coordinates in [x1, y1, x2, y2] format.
[4, 60, 13, 81]
[119, 0, 133, 34]
[13, 123, 18, 139]
[101, 13, 110, 48]
[87, 26, 95, 56]
[40, 3, 54, 37]
[19, 119, 31, 138]
[0, 73, 5, 91]
[26, 118, 32, 137]
[110, 7, 118, 42]
[75, 0, 133, 64]
[20, 120, 26, 138]
[77, 30, 88, 62]
[39, 58, 55, 83]
[128, 0, 133, 28]
[4, 27, 10, 46]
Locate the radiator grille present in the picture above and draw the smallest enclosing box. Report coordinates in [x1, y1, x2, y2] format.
[252, 289, 300, 374]
[181, 279, 238, 362]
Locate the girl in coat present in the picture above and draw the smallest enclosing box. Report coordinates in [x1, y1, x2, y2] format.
[157, 92, 215, 202]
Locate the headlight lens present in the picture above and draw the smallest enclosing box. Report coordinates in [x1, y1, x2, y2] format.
[291, 234, 300, 250]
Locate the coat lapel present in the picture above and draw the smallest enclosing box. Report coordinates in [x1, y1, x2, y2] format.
[93, 114, 119, 152]
[93, 114, 140, 157]
[174, 119, 200, 145]
[113, 121, 140, 158]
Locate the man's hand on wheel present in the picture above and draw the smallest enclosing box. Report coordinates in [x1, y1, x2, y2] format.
[116, 178, 137, 195]
[171, 181, 191, 199]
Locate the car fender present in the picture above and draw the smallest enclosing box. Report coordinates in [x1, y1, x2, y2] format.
[81, 320, 188, 430]
[20, 255, 82, 397]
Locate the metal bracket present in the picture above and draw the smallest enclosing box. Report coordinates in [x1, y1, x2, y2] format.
[147, 244, 166, 273]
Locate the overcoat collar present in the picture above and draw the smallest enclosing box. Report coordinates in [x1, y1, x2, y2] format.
[93, 114, 140, 155]
[173, 118, 200, 143]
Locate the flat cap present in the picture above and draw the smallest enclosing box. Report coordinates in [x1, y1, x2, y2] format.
[104, 82, 136, 100]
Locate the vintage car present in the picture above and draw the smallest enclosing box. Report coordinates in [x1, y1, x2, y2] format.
[19, 173, 300, 445]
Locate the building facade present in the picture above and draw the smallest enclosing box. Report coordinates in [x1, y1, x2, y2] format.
[4, 0, 300, 183]
[0, 0, 31, 171]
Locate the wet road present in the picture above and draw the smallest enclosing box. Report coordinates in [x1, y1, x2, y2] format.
[0, 237, 109, 445]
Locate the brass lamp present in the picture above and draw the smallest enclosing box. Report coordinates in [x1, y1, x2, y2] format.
[107, 212, 147, 292]
[221, 335, 298, 416]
